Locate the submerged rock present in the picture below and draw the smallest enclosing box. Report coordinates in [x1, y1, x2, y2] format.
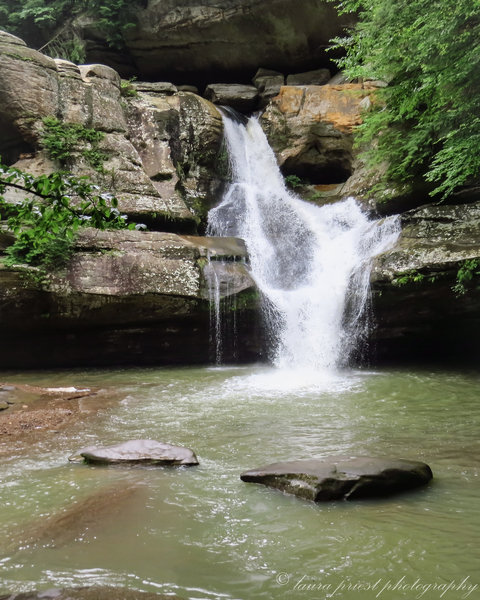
[0, 587, 183, 600]
[74, 439, 199, 466]
[241, 457, 433, 501]
[6, 483, 144, 551]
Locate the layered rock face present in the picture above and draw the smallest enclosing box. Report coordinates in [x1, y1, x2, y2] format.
[83, 0, 352, 84]
[0, 30, 227, 229]
[261, 83, 377, 184]
[370, 203, 480, 362]
[0, 31, 260, 368]
[2, 28, 480, 367]
[0, 228, 260, 368]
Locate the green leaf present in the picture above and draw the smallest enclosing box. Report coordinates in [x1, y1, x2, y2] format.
[0, 160, 135, 274]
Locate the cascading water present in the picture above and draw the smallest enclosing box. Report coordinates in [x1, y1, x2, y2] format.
[204, 255, 239, 364]
[207, 114, 399, 372]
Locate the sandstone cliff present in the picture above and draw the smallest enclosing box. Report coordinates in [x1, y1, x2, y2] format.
[0, 30, 259, 367]
[78, 0, 352, 85]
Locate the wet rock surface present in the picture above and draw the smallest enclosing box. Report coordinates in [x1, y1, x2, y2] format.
[73, 439, 199, 466]
[0, 229, 260, 368]
[241, 457, 433, 501]
[370, 201, 480, 362]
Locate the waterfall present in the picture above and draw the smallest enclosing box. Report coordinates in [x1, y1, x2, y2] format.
[207, 115, 399, 371]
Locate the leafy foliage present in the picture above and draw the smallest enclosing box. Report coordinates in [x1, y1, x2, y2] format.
[330, 0, 480, 199]
[120, 78, 138, 98]
[452, 259, 480, 296]
[0, 163, 134, 273]
[0, 0, 73, 33]
[0, 0, 141, 60]
[84, 0, 139, 50]
[394, 270, 430, 286]
[41, 116, 107, 171]
[284, 174, 304, 189]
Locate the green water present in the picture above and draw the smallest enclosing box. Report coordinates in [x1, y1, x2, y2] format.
[0, 366, 479, 600]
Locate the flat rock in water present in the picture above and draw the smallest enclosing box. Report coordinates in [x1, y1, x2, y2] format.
[0, 587, 184, 599]
[73, 439, 198, 466]
[241, 457, 433, 501]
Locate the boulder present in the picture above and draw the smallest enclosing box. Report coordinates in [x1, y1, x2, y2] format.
[74, 439, 199, 466]
[0, 30, 58, 160]
[133, 81, 178, 95]
[204, 83, 259, 112]
[259, 78, 426, 213]
[328, 71, 350, 85]
[177, 85, 199, 94]
[241, 457, 433, 501]
[286, 68, 331, 86]
[175, 92, 226, 222]
[0, 32, 230, 229]
[252, 68, 285, 105]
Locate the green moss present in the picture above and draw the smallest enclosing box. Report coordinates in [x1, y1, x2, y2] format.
[221, 287, 260, 312]
[41, 116, 107, 172]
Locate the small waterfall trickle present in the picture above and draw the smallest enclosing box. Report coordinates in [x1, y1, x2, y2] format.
[204, 258, 223, 364]
[204, 257, 240, 364]
[207, 114, 400, 372]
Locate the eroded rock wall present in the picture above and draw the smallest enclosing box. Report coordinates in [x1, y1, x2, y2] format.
[1, 28, 480, 367]
[0, 31, 260, 367]
[0, 30, 226, 229]
[83, 0, 352, 85]
[0, 229, 261, 367]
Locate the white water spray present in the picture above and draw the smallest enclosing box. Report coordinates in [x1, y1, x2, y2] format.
[207, 115, 399, 371]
